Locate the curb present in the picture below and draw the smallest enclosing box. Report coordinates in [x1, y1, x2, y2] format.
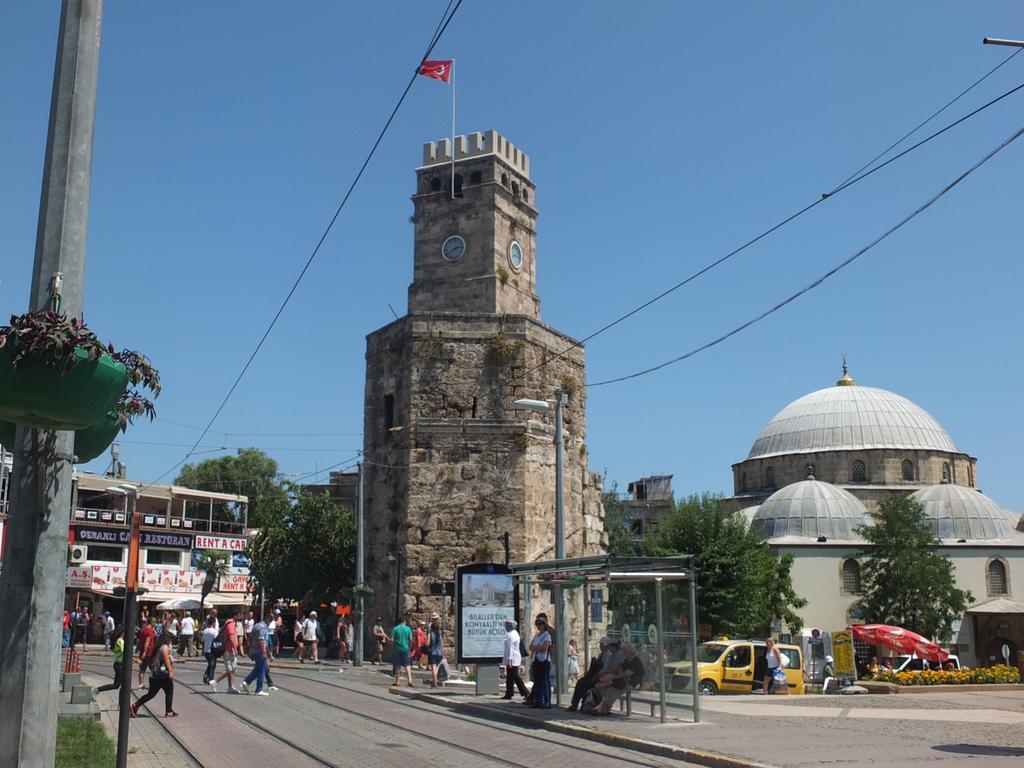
[393, 689, 773, 768]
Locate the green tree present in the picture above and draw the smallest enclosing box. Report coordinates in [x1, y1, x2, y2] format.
[247, 487, 356, 605]
[175, 448, 288, 529]
[646, 493, 805, 637]
[195, 550, 231, 620]
[855, 495, 971, 640]
[602, 488, 638, 557]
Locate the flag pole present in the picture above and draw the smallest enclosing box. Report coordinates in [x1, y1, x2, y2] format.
[450, 58, 456, 199]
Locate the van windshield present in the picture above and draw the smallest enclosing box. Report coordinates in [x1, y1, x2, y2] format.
[696, 643, 728, 663]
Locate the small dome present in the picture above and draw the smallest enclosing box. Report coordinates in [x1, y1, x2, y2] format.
[748, 383, 959, 460]
[911, 484, 1019, 540]
[751, 479, 869, 541]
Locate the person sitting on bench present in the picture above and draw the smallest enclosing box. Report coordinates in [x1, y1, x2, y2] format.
[565, 636, 622, 712]
[593, 644, 644, 715]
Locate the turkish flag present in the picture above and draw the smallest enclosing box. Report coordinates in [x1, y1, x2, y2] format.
[419, 59, 453, 82]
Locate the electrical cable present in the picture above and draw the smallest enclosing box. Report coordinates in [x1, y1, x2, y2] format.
[517, 73, 1024, 382]
[148, 0, 464, 486]
[588, 122, 1024, 388]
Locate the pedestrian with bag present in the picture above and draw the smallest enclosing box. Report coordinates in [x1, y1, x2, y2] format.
[529, 616, 552, 709]
[202, 615, 221, 685]
[240, 609, 271, 696]
[391, 613, 416, 688]
[302, 610, 321, 664]
[213, 610, 242, 693]
[427, 612, 444, 688]
[131, 629, 178, 718]
[764, 637, 784, 695]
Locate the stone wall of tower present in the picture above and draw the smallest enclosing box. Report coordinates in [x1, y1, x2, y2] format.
[362, 313, 606, 646]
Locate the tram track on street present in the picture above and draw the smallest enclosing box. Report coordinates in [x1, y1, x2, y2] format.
[83, 656, 685, 767]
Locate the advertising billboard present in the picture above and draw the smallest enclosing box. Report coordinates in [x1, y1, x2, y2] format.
[456, 563, 517, 664]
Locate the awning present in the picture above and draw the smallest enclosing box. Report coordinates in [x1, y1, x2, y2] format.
[75, 473, 173, 500]
[966, 597, 1024, 614]
[89, 589, 249, 606]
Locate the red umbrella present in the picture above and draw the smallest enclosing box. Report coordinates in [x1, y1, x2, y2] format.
[848, 624, 949, 663]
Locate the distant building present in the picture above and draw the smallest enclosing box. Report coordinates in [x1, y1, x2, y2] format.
[731, 364, 1024, 668]
[620, 475, 674, 540]
[304, 469, 360, 514]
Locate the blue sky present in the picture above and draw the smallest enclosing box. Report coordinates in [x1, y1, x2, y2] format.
[2, 2, 1022, 511]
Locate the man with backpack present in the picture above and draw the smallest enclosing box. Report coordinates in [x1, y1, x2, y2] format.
[212, 610, 241, 693]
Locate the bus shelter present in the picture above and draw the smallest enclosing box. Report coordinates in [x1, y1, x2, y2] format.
[508, 555, 699, 723]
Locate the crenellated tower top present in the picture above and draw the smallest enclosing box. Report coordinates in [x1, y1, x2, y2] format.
[419, 130, 530, 179]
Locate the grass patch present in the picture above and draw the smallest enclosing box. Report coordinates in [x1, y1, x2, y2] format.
[56, 716, 116, 768]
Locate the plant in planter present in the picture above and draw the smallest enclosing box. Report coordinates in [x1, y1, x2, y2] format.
[0, 310, 160, 458]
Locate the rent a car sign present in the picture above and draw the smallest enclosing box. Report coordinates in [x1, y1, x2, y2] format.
[194, 534, 247, 552]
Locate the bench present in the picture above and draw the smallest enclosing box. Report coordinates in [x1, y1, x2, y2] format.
[620, 687, 657, 717]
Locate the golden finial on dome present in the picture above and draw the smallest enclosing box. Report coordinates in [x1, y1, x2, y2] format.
[836, 354, 856, 386]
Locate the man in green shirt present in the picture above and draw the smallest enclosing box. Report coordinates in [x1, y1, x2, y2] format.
[96, 627, 125, 693]
[392, 613, 415, 688]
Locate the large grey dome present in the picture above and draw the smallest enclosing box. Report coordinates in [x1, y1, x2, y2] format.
[748, 382, 958, 460]
[911, 484, 1020, 541]
[750, 479, 869, 541]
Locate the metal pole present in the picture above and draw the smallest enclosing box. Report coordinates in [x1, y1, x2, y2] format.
[554, 389, 567, 706]
[583, 585, 590, 666]
[354, 462, 364, 666]
[982, 37, 1024, 47]
[450, 59, 456, 199]
[116, 490, 140, 768]
[394, 551, 402, 623]
[0, 3, 102, 765]
[688, 565, 701, 723]
[655, 577, 667, 724]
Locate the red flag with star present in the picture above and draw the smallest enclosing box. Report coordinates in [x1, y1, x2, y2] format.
[419, 59, 453, 83]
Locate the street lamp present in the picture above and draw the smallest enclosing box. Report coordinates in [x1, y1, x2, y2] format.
[513, 389, 569, 706]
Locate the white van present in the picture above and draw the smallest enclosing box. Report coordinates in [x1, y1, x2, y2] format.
[891, 654, 960, 672]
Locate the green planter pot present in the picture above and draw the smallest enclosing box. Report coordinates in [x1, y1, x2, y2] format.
[0, 410, 122, 463]
[0, 345, 127, 430]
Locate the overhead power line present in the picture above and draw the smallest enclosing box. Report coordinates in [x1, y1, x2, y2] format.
[518, 67, 1024, 382]
[588, 122, 1024, 388]
[148, 0, 464, 486]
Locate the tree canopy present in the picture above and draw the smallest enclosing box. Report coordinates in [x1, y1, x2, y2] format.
[175, 448, 288, 529]
[855, 495, 971, 640]
[644, 493, 805, 637]
[247, 487, 356, 605]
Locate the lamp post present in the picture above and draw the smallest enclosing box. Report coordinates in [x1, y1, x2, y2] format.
[387, 550, 402, 623]
[115, 484, 139, 768]
[354, 461, 364, 666]
[514, 389, 568, 706]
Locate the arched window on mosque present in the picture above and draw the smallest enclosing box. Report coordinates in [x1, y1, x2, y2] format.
[901, 459, 915, 482]
[851, 460, 866, 483]
[942, 462, 952, 483]
[988, 559, 1008, 596]
[842, 559, 862, 594]
[765, 466, 775, 489]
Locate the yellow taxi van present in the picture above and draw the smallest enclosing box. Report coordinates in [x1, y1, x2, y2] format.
[666, 638, 805, 695]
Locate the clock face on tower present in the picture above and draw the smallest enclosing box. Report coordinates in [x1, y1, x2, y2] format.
[508, 240, 524, 271]
[442, 234, 466, 262]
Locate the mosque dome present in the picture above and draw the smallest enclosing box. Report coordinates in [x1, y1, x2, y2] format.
[911, 484, 1020, 541]
[750, 479, 869, 541]
[747, 368, 959, 460]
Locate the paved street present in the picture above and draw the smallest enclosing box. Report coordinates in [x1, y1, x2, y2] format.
[80, 655, 695, 768]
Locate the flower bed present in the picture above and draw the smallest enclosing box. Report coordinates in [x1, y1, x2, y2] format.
[876, 665, 1020, 686]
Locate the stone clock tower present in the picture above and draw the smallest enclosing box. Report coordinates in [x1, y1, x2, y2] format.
[361, 131, 605, 650]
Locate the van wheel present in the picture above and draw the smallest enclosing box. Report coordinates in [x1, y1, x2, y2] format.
[698, 679, 718, 695]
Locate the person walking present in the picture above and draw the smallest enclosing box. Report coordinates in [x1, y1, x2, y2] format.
[132, 629, 178, 718]
[391, 613, 415, 688]
[529, 616, 552, 709]
[501, 619, 528, 699]
[179, 611, 195, 657]
[271, 609, 283, 658]
[202, 615, 219, 685]
[266, 609, 277, 660]
[242, 610, 255, 657]
[241, 610, 271, 696]
[213, 610, 242, 693]
[293, 611, 306, 661]
[763, 637, 783, 695]
[62, 609, 71, 648]
[302, 611, 321, 664]
[136, 616, 156, 690]
[335, 615, 349, 663]
[164, 612, 179, 656]
[102, 611, 115, 651]
[567, 638, 580, 683]
[372, 617, 389, 665]
[95, 627, 125, 694]
[427, 613, 444, 688]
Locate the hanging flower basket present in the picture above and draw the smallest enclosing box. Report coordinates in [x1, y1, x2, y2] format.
[0, 344, 127, 430]
[1, 410, 125, 464]
[353, 584, 375, 599]
[0, 310, 159, 432]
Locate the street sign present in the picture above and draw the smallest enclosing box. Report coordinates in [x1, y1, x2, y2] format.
[832, 631, 856, 677]
[590, 589, 603, 623]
